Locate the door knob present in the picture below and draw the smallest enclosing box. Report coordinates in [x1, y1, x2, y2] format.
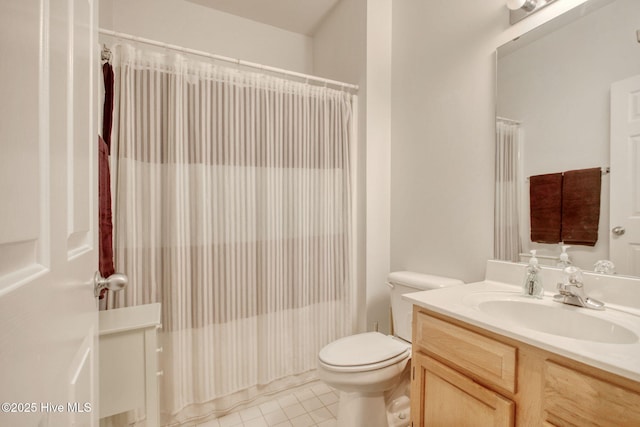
[93, 271, 128, 297]
[612, 226, 626, 236]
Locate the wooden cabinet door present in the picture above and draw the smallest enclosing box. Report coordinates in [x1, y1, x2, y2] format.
[544, 361, 640, 426]
[411, 351, 515, 427]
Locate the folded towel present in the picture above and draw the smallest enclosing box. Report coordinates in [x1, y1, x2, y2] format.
[529, 173, 563, 243]
[561, 168, 601, 246]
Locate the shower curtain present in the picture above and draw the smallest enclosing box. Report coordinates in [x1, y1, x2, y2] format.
[110, 44, 356, 425]
[494, 121, 522, 262]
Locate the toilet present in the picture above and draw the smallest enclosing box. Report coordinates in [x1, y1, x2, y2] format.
[317, 271, 464, 427]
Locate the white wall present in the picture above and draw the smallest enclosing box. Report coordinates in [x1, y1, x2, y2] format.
[314, 0, 393, 334]
[390, 0, 593, 283]
[364, 0, 392, 333]
[315, 0, 597, 332]
[498, 0, 640, 269]
[313, 0, 365, 86]
[391, 0, 505, 283]
[313, 0, 369, 332]
[99, 0, 313, 73]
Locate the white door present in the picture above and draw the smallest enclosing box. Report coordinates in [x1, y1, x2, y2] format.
[610, 75, 640, 277]
[0, 1, 99, 426]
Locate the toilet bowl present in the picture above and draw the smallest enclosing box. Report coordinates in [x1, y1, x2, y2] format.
[318, 332, 411, 427]
[318, 332, 410, 392]
[317, 271, 464, 427]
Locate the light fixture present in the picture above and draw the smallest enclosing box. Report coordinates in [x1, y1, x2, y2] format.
[507, 0, 538, 12]
[507, 0, 557, 24]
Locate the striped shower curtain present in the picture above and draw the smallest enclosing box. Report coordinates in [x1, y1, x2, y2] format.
[494, 120, 522, 262]
[110, 44, 357, 425]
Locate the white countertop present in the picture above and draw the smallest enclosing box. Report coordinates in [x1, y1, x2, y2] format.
[99, 303, 161, 335]
[404, 280, 640, 382]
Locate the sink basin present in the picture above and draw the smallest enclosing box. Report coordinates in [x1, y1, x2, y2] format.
[467, 295, 638, 344]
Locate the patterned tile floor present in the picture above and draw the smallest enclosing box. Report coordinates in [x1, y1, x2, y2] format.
[195, 382, 338, 427]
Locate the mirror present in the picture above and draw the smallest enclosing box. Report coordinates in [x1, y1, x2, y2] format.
[495, 0, 640, 275]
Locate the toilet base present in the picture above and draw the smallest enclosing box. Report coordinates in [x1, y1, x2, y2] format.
[386, 395, 411, 427]
[320, 352, 412, 427]
[336, 391, 388, 427]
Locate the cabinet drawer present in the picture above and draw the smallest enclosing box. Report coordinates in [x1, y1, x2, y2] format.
[544, 361, 640, 426]
[414, 310, 517, 393]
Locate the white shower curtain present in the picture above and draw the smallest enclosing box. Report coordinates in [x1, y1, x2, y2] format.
[494, 121, 522, 262]
[110, 44, 356, 425]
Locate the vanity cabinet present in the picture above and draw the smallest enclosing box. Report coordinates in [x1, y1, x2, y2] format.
[99, 303, 162, 426]
[411, 307, 640, 427]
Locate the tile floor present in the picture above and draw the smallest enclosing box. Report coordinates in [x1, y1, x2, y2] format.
[195, 382, 338, 427]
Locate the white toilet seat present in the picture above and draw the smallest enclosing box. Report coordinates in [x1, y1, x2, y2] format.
[318, 350, 409, 373]
[318, 332, 410, 373]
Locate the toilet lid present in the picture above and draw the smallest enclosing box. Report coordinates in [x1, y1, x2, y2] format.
[318, 332, 409, 368]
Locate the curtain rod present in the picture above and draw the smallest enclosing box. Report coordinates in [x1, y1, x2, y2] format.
[99, 28, 359, 92]
[496, 116, 522, 124]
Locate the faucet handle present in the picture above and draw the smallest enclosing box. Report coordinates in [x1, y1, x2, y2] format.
[556, 281, 573, 295]
[563, 265, 584, 287]
[594, 260, 615, 274]
[555, 268, 606, 310]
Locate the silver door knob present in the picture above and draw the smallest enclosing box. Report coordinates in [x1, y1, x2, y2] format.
[612, 226, 626, 236]
[94, 271, 128, 297]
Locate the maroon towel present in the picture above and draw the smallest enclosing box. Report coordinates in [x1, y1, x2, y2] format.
[99, 136, 115, 277]
[102, 63, 114, 152]
[529, 173, 563, 243]
[561, 168, 601, 246]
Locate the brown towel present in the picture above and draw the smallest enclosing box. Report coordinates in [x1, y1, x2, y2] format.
[561, 168, 601, 246]
[530, 173, 563, 243]
[99, 136, 115, 277]
[102, 63, 114, 152]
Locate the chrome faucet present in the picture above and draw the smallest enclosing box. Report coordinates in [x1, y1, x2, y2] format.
[553, 266, 605, 310]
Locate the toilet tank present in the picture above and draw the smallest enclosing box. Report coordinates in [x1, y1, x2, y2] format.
[388, 271, 464, 342]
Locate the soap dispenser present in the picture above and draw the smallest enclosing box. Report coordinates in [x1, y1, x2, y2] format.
[556, 245, 572, 269]
[523, 250, 544, 298]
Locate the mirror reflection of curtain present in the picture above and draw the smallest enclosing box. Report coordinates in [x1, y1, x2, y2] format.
[110, 44, 356, 424]
[495, 120, 522, 261]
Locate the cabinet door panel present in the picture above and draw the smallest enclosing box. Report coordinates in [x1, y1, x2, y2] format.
[412, 351, 514, 427]
[544, 361, 640, 427]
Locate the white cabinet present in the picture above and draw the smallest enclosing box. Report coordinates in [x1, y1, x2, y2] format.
[99, 303, 162, 426]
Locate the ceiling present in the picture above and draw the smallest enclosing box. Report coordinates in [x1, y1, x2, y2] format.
[186, 0, 341, 36]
